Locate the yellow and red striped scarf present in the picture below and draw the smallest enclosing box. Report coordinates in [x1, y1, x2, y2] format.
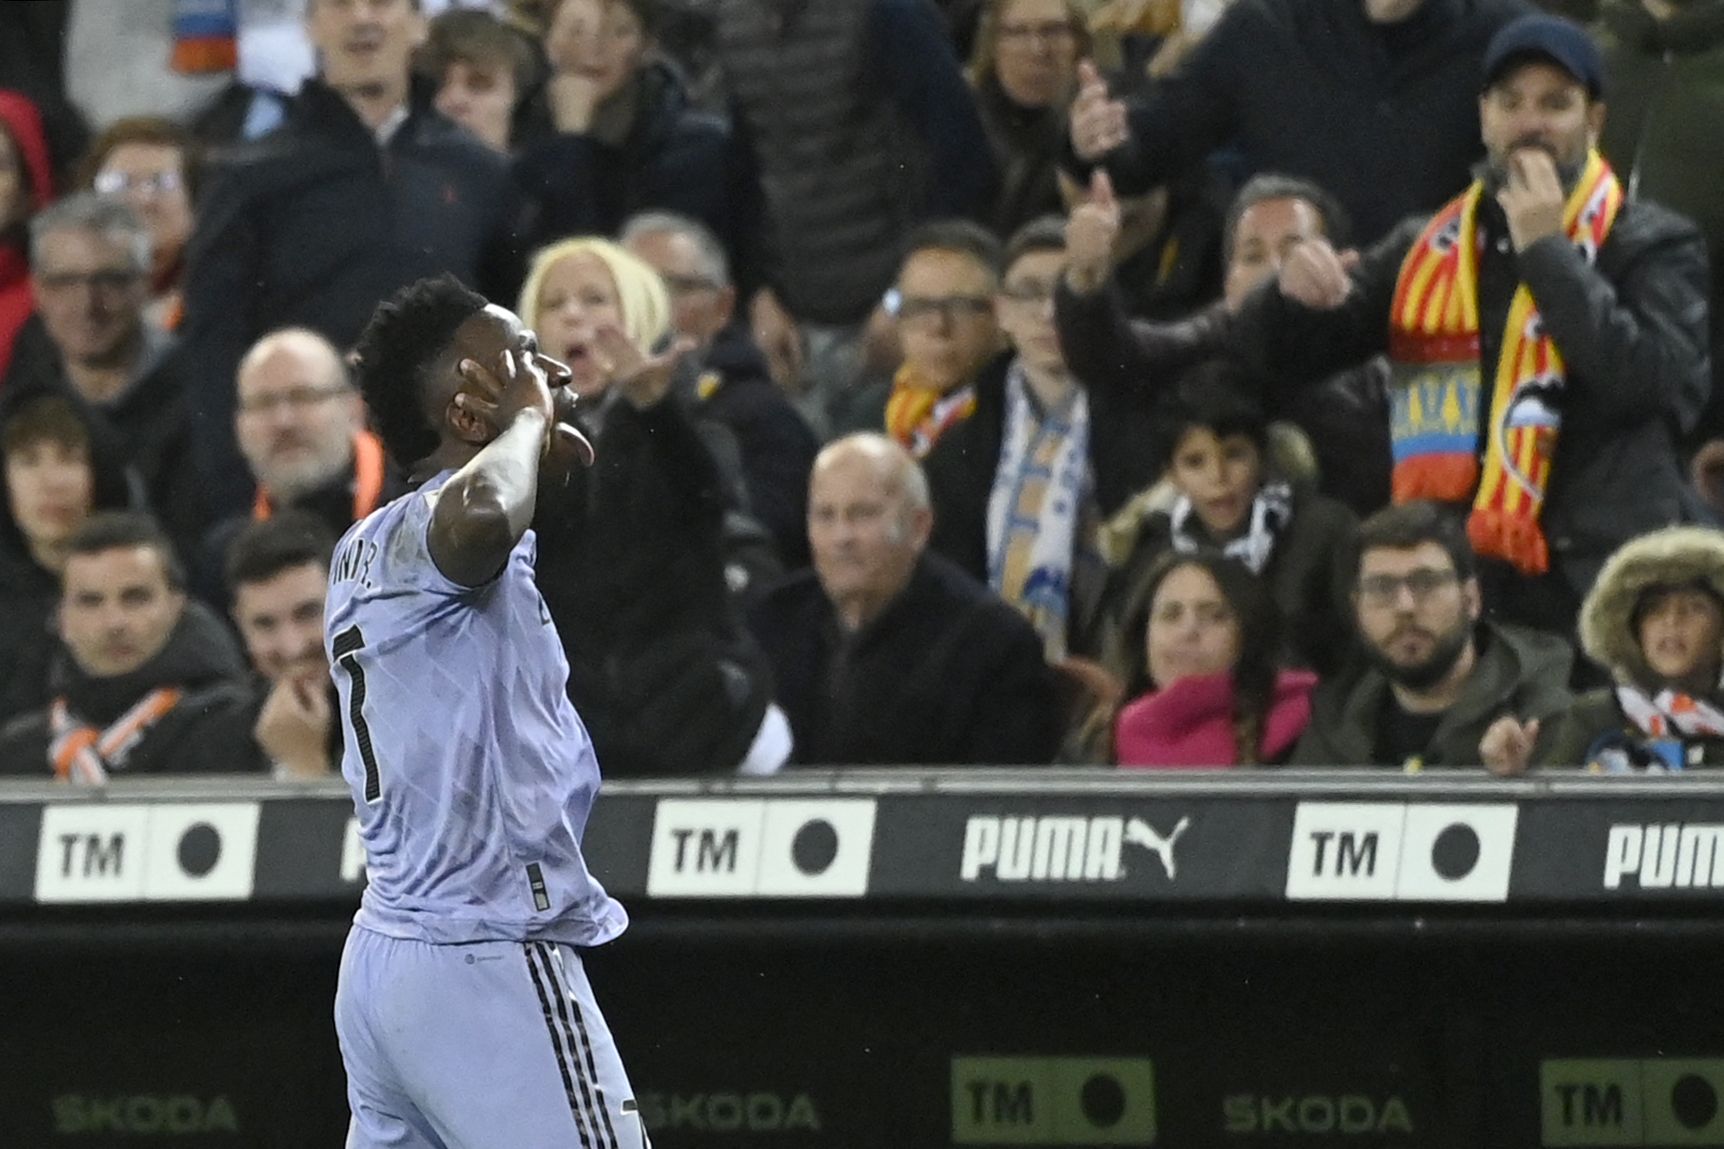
[884, 363, 977, 460]
[1388, 150, 1621, 575]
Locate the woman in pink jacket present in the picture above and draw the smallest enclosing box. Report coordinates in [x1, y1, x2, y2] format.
[1113, 551, 1315, 767]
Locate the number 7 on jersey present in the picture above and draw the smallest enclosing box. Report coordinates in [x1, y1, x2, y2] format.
[333, 625, 383, 801]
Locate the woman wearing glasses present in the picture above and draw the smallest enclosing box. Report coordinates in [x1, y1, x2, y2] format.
[965, 0, 1089, 237]
[75, 117, 199, 332]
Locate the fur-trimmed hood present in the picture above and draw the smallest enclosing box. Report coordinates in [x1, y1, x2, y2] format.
[1578, 526, 1724, 685]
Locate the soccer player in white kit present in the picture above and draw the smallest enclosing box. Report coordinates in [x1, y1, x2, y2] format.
[326, 274, 662, 1148]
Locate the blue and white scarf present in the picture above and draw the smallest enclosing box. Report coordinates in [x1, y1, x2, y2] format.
[986, 363, 1095, 661]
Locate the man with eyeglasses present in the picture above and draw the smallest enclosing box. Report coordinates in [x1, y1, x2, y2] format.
[845, 219, 1008, 457]
[1291, 501, 1572, 769]
[4, 192, 205, 563]
[923, 214, 1163, 664]
[191, 327, 406, 606]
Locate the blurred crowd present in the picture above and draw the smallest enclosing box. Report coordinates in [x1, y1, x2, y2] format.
[0, 0, 1719, 783]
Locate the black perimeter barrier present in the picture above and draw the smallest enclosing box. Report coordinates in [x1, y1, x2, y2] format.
[2, 770, 1723, 1148]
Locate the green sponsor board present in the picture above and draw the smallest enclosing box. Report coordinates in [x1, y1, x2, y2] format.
[1542, 1060, 1724, 1146]
[951, 1056, 1156, 1146]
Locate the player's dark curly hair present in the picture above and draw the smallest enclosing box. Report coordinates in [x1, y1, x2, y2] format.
[350, 274, 488, 468]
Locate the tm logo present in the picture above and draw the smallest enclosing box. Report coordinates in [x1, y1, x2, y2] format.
[1307, 830, 1382, 877]
[961, 815, 1191, 882]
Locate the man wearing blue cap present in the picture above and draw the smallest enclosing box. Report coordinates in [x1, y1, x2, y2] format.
[1233, 14, 1711, 641]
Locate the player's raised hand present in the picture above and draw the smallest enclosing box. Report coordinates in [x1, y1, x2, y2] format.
[1069, 60, 1130, 162]
[1277, 238, 1356, 311]
[1064, 169, 1121, 294]
[456, 349, 556, 435]
[593, 323, 698, 409]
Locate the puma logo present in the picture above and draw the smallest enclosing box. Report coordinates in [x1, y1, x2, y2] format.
[1123, 816, 1192, 880]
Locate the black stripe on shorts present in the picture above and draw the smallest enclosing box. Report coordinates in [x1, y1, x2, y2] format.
[534, 941, 619, 1149]
[524, 942, 602, 1147]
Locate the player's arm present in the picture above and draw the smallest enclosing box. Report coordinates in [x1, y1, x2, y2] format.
[428, 349, 553, 588]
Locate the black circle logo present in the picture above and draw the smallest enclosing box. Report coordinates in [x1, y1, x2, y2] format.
[791, 819, 839, 875]
[177, 823, 222, 877]
[1431, 822, 1480, 880]
[1080, 1074, 1126, 1128]
[1671, 1074, 1718, 1131]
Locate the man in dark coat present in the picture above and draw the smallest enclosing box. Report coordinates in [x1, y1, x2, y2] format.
[1066, 0, 1531, 245]
[749, 433, 1062, 766]
[1292, 502, 1572, 767]
[0, 512, 254, 779]
[623, 210, 818, 568]
[180, 0, 521, 520]
[514, 7, 762, 286]
[1056, 171, 1394, 516]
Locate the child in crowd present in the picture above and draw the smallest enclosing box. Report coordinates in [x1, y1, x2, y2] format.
[1107, 366, 1355, 675]
[1485, 526, 1724, 774]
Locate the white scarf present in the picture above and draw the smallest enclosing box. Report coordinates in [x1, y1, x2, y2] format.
[1614, 685, 1724, 740]
[1584, 685, 1724, 772]
[1168, 479, 1293, 575]
[986, 363, 1092, 662]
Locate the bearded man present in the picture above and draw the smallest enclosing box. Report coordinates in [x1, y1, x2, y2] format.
[1291, 501, 1573, 768]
